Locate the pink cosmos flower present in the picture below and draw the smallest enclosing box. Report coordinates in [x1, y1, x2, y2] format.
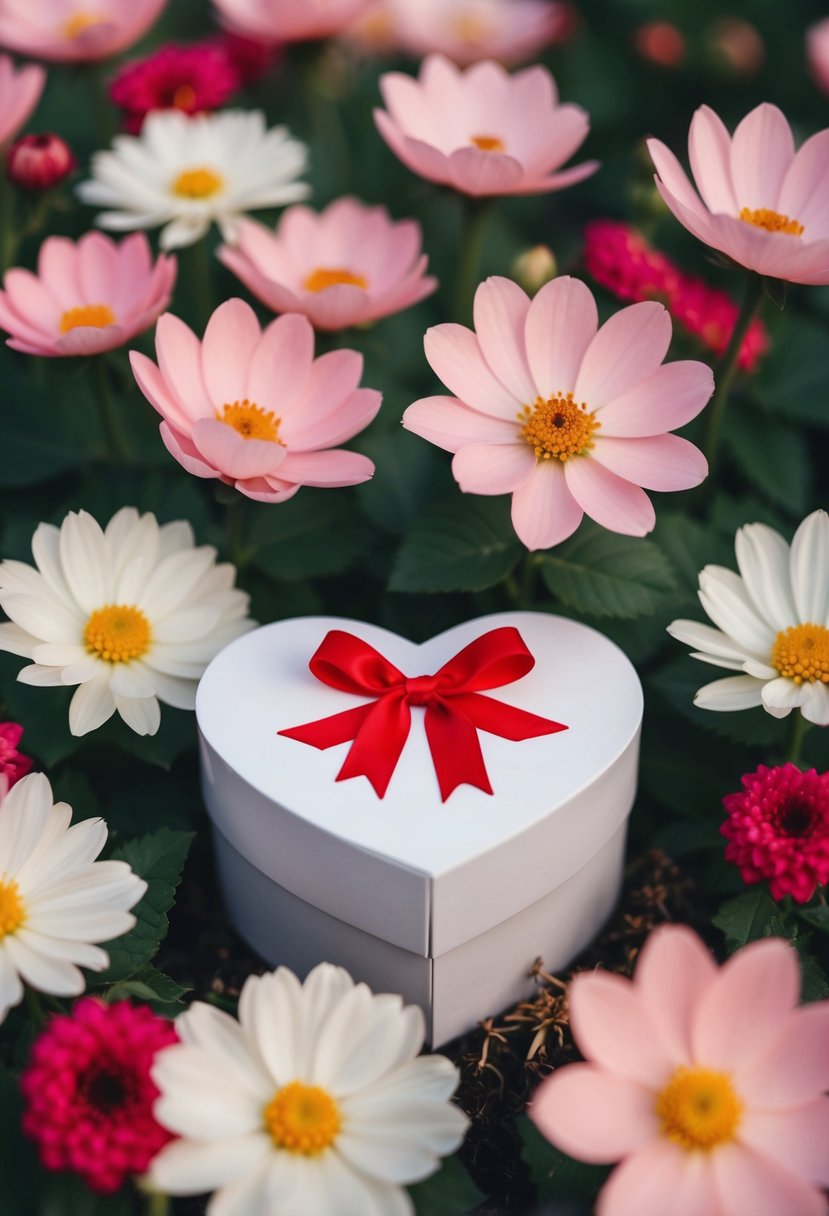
[0, 721, 32, 797]
[211, 0, 370, 44]
[0, 53, 44, 147]
[648, 103, 829, 285]
[218, 197, 437, 332]
[109, 42, 240, 134]
[130, 298, 379, 503]
[375, 54, 598, 198]
[722, 764, 829, 905]
[0, 231, 176, 357]
[531, 925, 829, 1216]
[403, 276, 712, 551]
[21, 998, 177, 1194]
[365, 0, 566, 67]
[807, 19, 829, 95]
[0, 0, 167, 63]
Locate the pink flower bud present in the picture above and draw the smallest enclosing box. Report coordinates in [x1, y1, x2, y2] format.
[6, 132, 76, 191]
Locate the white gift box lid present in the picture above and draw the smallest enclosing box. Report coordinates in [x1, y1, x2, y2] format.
[196, 611, 643, 959]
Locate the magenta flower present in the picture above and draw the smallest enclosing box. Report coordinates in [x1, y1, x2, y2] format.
[403, 276, 712, 551]
[0, 53, 45, 147]
[374, 54, 597, 198]
[219, 197, 437, 332]
[0, 0, 166, 62]
[0, 721, 32, 798]
[648, 103, 829, 285]
[130, 299, 380, 503]
[531, 926, 829, 1216]
[6, 132, 76, 191]
[109, 42, 240, 134]
[212, 0, 370, 43]
[0, 232, 176, 357]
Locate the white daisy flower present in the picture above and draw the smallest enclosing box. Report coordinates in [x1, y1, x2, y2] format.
[150, 963, 469, 1216]
[668, 509, 829, 725]
[0, 772, 146, 1024]
[77, 109, 310, 251]
[0, 507, 254, 737]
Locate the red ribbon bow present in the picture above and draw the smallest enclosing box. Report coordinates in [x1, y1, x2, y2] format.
[278, 627, 568, 801]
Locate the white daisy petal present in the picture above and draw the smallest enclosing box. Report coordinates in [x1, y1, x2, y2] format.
[698, 568, 775, 655]
[802, 681, 829, 725]
[151, 1135, 272, 1197]
[0, 622, 38, 657]
[58, 511, 111, 614]
[69, 674, 116, 736]
[789, 509, 829, 624]
[666, 619, 754, 664]
[735, 523, 799, 630]
[761, 678, 810, 712]
[4, 935, 85, 997]
[17, 663, 71, 687]
[693, 674, 765, 711]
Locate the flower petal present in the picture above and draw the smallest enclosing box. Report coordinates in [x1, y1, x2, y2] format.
[530, 1065, 657, 1164]
[452, 443, 535, 495]
[789, 510, 829, 625]
[403, 396, 518, 453]
[564, 459, 656, 536]
[569, 972, 673, 1086]
[509, 460, 583, 551]
[575, 302, 672, 407]
[472, 277, 535, 404]
[634, 925, 718, 1067]
[424, 323, 519, 419]
[590, 435, 707, 492]
[524, 276, 598, 399]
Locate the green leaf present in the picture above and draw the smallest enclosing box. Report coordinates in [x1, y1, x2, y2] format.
[725, 405, 811, 515]
[246, 491, 374, 581]
[409, 1153, 483, 1216]
[0, 377, 100, 488]
[649, 658, 782, 748]
[539, 528, 677, 619]
[712, 888, 778, 951]
[752, 313, 829, 429]
[390, 495, 522, 592]
[518, 1113, 608, 1208]
[798, 904, 829, 934]
[652, 513, 732, 599]
[357, 430, 450, 536]
[93, 828, 194, 985]
[106, 964, 190, 1017]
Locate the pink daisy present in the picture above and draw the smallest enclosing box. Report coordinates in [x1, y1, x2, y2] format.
[109, 42, 240, 134]
[0, 231, 176, 357]
[218, 197, 437, 332]
[130, 298, 380, 503]
[0, 0, 167, 63]
[0, 53, 45, 147]
[374, 54, 598, 198]
[807, 19, 829, 96]
[648, 103, 829, 285]
[211, 0, 370, 44]
[374, 0, 567, 67]
[403, 276, 712, 551]
[722, 763, 829, 904]
[531, 926, 829, 1216]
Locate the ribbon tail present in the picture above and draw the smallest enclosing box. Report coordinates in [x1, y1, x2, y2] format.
[336, 693, 412, 798]
[452, 692, 569, 740]
[424, 701, 492, 802]
[278, 702, 375, 749]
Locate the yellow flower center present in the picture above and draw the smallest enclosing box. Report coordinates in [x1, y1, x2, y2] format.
[470, 135, 505, 153]
[771, 623, 829, 685]
[63, 10, 107, 38]
[452, 12, 491, 42]
[172, 83, 197, 111]
[59, 304, 116, 334]
[0, 878, 25, 940]
[303, 267, 369, 293]
[656, 1066, 743, 1151]
[519, 392, 600, 461]
[739, 207, 804, 237]
[264, 1082, 341, 1155]
[84, 605, 152, 664]
[217, 399, 284, 444]
[171, 167, 224, 199]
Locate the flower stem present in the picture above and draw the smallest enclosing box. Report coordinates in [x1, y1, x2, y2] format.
[145, 1190, 171, 1216]
[0, 174, 17, 273]
[454, 198, 490, 325]
[786, 711, 807, 767]
[95, 357, 129, 464]
[703, 271, 765, 478]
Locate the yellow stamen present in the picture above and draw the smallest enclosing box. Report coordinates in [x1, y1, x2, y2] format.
[518, 392, 599, 461]
[0, 878, 25, 940]
[172, 84, 197, 111]
[739, 207, 804, 237]
[171, 167, 224, 199]
[771, 623, 829, 685]
[656, 1066, 742, 1151]
[63, 10, 107, 39]
[84, 605, 151, 664]
[470, 135, 505, 153]
[59, 304, 116, 334]
[452, 12, 490, 42]
[264, 1082, 341, 1155]
[217, 399, 284, 444]
[303, 267, 369, 293]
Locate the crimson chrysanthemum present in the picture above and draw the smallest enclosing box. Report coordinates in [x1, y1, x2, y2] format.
[21, 998, 178, 1193]
[722, 763, 829, 903]
[0, 721, 32, 794]
[109, 43, 240, 133]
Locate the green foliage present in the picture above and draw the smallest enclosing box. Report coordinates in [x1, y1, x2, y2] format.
[539, 528, 677, 619]
[106, 965, 191, 1017]
[409, 1153, 484, 1216]
[390, 495, 522, 592]
[246, 490, 375, 580]
[712, 888, 779, 951]
[518, 1114, 607, 1213]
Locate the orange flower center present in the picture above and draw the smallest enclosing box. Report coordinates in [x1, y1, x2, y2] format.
[452, 12, 491, 42]
[656, 1066, 743, 1151]
[84, 605, 152, 664]
[172, 167, 224, 199]
[0, 878, 25, 940]
[264, 1082, 341, 1155]
[303, 267, 369, 293]
[60, 304, 116, 334]
[771, 623, 829, 685]
[172, 84, 197, 111]
[518, 392, 599, 461]
[470, 134, 505, 153]
[739, 207, 804, 237]
[217, 399, 284, 444]
[63, 10, 107, 38]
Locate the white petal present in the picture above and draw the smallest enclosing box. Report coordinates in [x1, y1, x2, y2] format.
[68, 673, 116, 735]
[789, 510, 829, 624]
[0, 773, 56, 874]
[114, 694, 161, 736]
[0, 944, 24, 1023]
[150, 1134, 272, 1197]
[3, 935, 84, 998]
[666, 619, 754, 664]
[698, 567, 775, 657]
[802, 681, 829, 726]
[58, 511, 111, 614]
[153, 1046, 266, 1139]
[0, 621, 38, 657]
[734, 523, 799, 631]
[693, 674, 765, 711]
[761, 677, 810, 711]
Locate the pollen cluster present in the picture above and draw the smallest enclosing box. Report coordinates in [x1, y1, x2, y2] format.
[655, 1066, 743, 1151]
[217, 399, 284, 444]
[771, 623, 829, 685]
[0, 878, 25, 940]
[60, 304, 117, 334]
[739, 207, 804, 237]
[303, 267, 368, 293]
[84, 605, 152, 664]
[171, 167, 224, 199]
[519, 392, 599, 461]
[264, 1082, 341, 1156]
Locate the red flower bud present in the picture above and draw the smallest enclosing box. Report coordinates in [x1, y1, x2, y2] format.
[6, 133, 77, 191]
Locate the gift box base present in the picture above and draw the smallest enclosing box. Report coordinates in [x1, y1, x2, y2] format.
[212, 820, 628, 1047]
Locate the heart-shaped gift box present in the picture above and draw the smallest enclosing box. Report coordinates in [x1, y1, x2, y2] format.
[197, 611, 643, 1046]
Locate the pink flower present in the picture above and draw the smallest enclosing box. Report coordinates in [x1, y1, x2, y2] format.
[374, 54, 598, 198]
[21, 998, 177, 1194]
[6, 132, 76, 190]
[403, 276, 712, 551]
[722, 764, 829, 904]
[0, 231, 176, 357]
[0, 721, 33, 795]
[531, 925, 829, 1216]
[366, 0, 566, 66]
[109, 42, 240, 134]
[212, 0, 370, 44]
[648, 103, 829, 285]
[670, 274, 768, 373]
[0, 53, 45, 147]
[0, 0, 167, 63]
[219, 197, 437, 332]
[130, 298, 379, 503]
[807, 19, 829, 95]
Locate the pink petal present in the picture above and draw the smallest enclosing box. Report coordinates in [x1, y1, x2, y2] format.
[647, 137, 710, 218]
[510, 461, 583, 551]
[532, 159, 600, 193]
[524, 276, 598, 399]
[130, 351, 193, 432]
[192, 418, 287, 480]
[200, 299, 262, 411]
[277, 450, 374, 487]
[403, 395, 518, 453]
[634, 925, 718, 1068]
[37, 237, 82, 310]
[568, 970, 674, 1087]
[279, 349, 366, 446]
[741, 1100, 829, 1188]
[692, 938, 801, 1074]
[575, 301, 672, 406]
[2, 269, 61, 332]
[653, 178, 724, 253]
[564, 459, 656, 536]
[379, 71, 440, 142]
[730, 103, 795, 213]
[590, 435, 707, 492]
[712, 1142, 827, 1216]
[738, 1003, 829, 1107]
[159, 422, 217, 480]
[424, 323, 519, 419]
[597, 1142, 720, 1216]
[779, 129, 829, 241]
[530, 1065, 657, 1164]
[473, 277, 535, 404]
[237, 480, 301, 504]
[373, 110, 453, 187]
[246, 312, 314, 413]
[596, 361, 714, 438]
[77, 231, 119, 303]
[55, 325, 123, 356]
[155, 313, 213, 421]
[447, 146, 526, 195]
[688, 106, 738, 215]
[293, 388, 380, 451]
[452, 442, 535, 495]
